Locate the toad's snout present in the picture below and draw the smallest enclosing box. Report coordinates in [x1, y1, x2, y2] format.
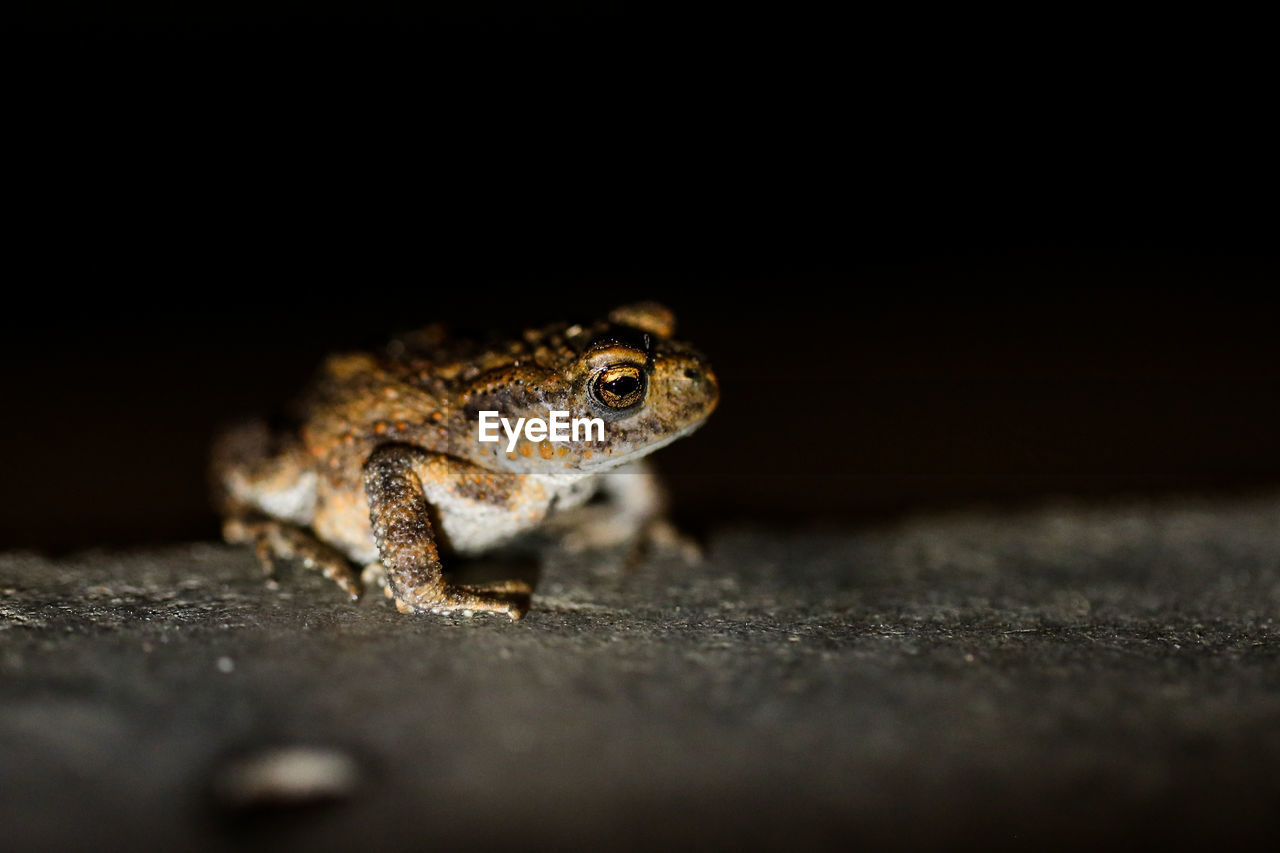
[677, 362, 719, 418]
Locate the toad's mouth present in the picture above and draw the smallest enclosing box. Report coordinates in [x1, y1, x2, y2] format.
[587, 416, 713, 472]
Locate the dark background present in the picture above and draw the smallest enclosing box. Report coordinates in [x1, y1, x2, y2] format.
[3, 12, 1280, 853]
[3, 6, 1277, 552]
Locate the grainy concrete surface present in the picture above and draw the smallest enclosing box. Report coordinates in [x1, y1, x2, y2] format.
[3, 497, 1280, 851]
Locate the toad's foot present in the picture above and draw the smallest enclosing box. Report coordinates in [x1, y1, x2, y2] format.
[390, 580, 531, 621]
[367, 562, 531, 619]
[644, 519, 704, 564]
[554, 510, 702, 567]
[223, 515, 362, 600]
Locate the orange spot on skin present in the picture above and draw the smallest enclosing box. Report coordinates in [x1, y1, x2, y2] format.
[584, 450, 593, 459]
[396, 422, 409, 431]
[507, 452, 517, 460]
[374, 422, 388, 435]
[519, 444, 532, 457]
[384, 387, 399, 399]
[557, 446, 567, 457]
[539, 444, 555, 460]
[431, 412, 443, 422]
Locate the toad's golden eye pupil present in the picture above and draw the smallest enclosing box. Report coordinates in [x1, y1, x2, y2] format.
[593, 365, 645, 409]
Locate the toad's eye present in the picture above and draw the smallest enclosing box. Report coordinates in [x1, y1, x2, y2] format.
[590, 364, 646, 410]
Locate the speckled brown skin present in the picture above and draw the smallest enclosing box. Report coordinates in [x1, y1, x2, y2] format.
[214, 303, 718, 620]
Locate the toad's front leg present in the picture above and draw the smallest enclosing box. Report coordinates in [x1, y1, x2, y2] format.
[363, 444, 531, 621]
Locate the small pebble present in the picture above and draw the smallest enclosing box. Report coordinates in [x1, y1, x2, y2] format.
[212, 746, 360, 810]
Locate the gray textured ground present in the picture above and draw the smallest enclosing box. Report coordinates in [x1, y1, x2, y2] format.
[4, 497, 1280, 851]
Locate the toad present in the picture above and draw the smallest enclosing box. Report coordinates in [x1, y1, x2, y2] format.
[212, 302, 718, 621]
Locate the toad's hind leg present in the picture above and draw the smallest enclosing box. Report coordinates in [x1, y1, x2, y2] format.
[213, 421, 361, 600]
[223, 514, 362, 600]
[545, 461, 702, 564]
[363, 444, 531, 621]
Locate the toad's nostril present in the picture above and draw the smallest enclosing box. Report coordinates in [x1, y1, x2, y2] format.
[684, 369, 701, 380]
